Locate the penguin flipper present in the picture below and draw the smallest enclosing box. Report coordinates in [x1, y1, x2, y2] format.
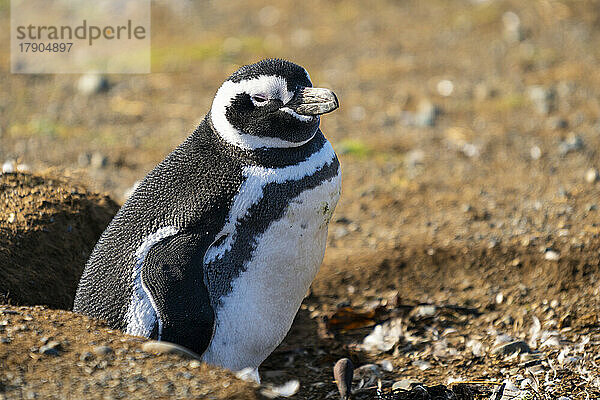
[141, 232, 215, 356]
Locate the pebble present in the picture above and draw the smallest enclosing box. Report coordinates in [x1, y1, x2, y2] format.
[530, 146, 542, 160]
[414, 100, 439, 127]
[466, 339, 484, 357]
[495, 292, 504, 304]
[412, 360, 432, 370]
[392, 379, 417, 390]
[90, 152, 108, 169]
[527, 86, 555, 115]
[546, 116, 568, 131]
[558, 133, 584, 155]
[39, 341, 62, 356]
[353, 364, 380, 389]
[436, 80, 454, 97]
[141, 340, 199, 359]
[7, 213, 15, 223]
[502, 11, 524, 42]
[188, 359, 201, 369]
[361, 318, 404, 353]
[585, 168, 598, 183]
[474, 83, 496, 100]
[2, 160, 16, 173]
[378, 359, 393, 372]
[544, 250, 560, 261]
[78, 153, 91, 167]
[235, 367, 259, 382]
[412, 305, 436, 319]
[77, 73, 109, 95]
[79, 351, 94, 362]
[333, 358, 354, 400]
[261, 380, 300, 398]
[93, 345, 113, 356]
[492, 340, 532, 356]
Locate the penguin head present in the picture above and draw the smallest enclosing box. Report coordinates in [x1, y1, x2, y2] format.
[210, 59, 338, 150]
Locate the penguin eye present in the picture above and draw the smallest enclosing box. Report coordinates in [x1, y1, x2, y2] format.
[251, 94, 268, 104]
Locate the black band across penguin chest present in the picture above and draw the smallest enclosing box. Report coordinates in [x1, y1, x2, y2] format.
[203, 139, 341, 308]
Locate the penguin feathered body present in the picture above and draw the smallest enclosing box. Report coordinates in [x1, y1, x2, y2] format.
[74, 59, 341, 375]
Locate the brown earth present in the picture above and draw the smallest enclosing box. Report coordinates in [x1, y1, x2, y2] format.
[0, 305, 259, 400]
[2, 0, 600, 399]
[0, 172, 118, 309]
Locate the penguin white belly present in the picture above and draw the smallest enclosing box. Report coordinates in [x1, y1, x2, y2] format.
[201, 172, 341, 371]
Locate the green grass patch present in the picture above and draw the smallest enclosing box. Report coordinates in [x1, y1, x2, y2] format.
[337, 139, 372, 158]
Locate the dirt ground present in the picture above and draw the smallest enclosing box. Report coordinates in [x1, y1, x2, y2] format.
[2, 0, 600, 399]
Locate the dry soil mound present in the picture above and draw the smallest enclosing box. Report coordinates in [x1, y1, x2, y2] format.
[0, 305, 259, 400]
[0, 172, 119, 309]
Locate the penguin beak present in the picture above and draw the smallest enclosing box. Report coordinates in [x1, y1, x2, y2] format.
[293, 87, 339, 116]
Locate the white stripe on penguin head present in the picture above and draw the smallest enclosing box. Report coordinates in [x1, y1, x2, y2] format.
[210, 74, 315, 150]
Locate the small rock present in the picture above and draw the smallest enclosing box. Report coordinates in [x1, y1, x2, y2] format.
[378, 359, 393, 372]
[90, 152, 108, 169]
[333, 358, 354, 400]
[436, 80, 454, 97]
[474, 83, 496, 100]
[558, 133, 584, 155]
[334, 226, 349, 239]
[0, 337, 11, 344]
[77, 73, 109, 95]
[412, 360, 432, 370]
[528, 86, 555, 115]
[585, 168, 599, 183]
[392, 380, 417, 391]
[235, 367, 260, 382]
[544, 250, 560, 261]
[93, 345, 113, 356]
[530, 146, 542, 160]
[492, 340, 532, 357]
[361, 319, 404, 353]
[188, 359, 201, 369]
[141, 340, 199, 359]
[7, 213, 15, 224]
[2, 160, 16, 173]
[261, 380, 300, 398]
[79, 351, 94, 362]
[466, 339, 484, 357]
[78, 153, 91, 167]
[502, 11, 524, 42]
[353, 364, 380, 388]
[495, 292, 504, 304]
[39, 341, 62, 356]
[546, 116, 568, 131]
[412, 305, 436, 319]
[414, 100, 439, 127]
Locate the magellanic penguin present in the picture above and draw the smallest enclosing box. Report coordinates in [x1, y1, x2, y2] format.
[74, 59, 341, 381]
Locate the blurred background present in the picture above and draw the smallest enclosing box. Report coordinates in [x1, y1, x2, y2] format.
[2, 0, 600, 397]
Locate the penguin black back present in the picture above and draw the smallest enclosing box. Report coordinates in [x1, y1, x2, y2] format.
[74, 59, 341, 374]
